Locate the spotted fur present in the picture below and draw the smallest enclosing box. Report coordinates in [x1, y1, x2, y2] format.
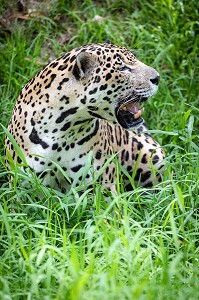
[5, 43, 165, 192]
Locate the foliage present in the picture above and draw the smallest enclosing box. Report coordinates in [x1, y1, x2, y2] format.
[0, 0, 198, 299]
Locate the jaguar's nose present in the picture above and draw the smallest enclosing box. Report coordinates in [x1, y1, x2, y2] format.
[150, 74, 160, 86]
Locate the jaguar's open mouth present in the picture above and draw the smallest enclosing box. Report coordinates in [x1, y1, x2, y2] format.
[116, 95, 148, 129]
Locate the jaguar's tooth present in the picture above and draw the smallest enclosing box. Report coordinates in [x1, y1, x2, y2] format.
[119, 103, 127, 110]
[134, 111, 141, 119]
[134, 108, 144, 119]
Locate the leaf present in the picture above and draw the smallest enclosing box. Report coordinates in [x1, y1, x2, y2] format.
[1, 123, 27, 166]
[187, 115, 194, 137]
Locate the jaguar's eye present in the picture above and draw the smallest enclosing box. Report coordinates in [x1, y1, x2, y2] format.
[119, 66, 132, 72]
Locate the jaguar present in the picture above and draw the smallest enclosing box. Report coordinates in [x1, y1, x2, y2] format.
[5, 41, 165, 193]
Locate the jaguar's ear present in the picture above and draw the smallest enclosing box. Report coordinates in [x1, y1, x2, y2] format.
[73, 52, 96, 80]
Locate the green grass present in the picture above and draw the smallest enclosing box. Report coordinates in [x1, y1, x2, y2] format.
[0, 0, 198, 299]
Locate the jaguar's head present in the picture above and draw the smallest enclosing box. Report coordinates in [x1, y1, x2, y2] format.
[71, 42, 160, 130]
